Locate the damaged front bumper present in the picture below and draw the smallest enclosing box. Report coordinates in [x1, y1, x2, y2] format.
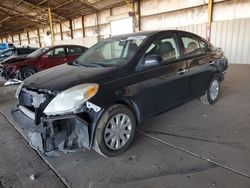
[11, 104, 103, 155]
[0, 66, 17, 80]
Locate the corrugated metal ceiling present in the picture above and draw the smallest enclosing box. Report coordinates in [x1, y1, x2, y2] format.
[0, 0, 133, 36]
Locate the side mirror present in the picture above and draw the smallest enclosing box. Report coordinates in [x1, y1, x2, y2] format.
[144, 55, 162, 66]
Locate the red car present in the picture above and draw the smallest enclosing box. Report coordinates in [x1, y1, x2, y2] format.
[0, 45, 87, 80]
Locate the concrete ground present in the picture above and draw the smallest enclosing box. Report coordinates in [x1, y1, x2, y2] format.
[0, 64, 250, 188]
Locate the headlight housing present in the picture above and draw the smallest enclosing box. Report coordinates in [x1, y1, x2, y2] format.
[15, 81, 24, 99]
[44, 83, 99, 116]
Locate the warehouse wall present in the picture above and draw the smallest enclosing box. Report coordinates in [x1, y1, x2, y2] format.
[140, 0, 250, 64]
[1, 0, 250, 64]
[211, 18, 250, 64]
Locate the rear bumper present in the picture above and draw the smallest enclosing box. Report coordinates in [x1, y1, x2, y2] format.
[11, 106, 94, 154]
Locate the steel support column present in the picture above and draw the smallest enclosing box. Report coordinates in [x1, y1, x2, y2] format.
[37, 29, 41, 47]
[69, 19, 73, 39]
[18, 33, 21, 46]
[207, 0, 213, 42]
[48, 7, 54, 46]
[59, 22, 63, 40]
[82, 15, 85, 38]
[27, 31, 30, 45]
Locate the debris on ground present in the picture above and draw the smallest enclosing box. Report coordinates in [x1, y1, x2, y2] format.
[29, 174, 35, 180]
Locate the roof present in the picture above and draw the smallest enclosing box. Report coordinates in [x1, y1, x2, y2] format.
[0, 0, 134, 37]
[43, 44, 86, 48]
[109, 30, 200, 39]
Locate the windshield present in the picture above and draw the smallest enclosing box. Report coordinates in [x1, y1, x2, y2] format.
[27, 47, 49, 58]
[76, 35, 146, 66]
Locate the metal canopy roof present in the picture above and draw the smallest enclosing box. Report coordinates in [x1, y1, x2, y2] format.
[0, 0, 132, 37]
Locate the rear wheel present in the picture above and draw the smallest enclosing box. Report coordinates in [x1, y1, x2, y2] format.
[200, 74, 220, 105]
[19, 67, 36, 80]
[93, 104, 136, 157]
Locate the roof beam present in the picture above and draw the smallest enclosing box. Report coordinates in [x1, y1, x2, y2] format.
[77, 0, 100, 11]
[0, 5, 47, 25]
[21, 0, 68, 21]
[51, 0, 74, 11]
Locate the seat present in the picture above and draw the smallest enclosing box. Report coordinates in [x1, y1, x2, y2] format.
[156, 41, 176, 60]
[57, 51, 65, 56]
[186, 41, 198, 54]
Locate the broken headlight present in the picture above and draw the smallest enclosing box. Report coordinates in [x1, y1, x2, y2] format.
[44, 83, 99, 116]
[15, 81, 24, 99]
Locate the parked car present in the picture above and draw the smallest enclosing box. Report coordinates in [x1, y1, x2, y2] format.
[0, 47, 37, 62]
[0, 45, 87, 80]
[0, 42, 14, 52]
[12, 30, 228, 157]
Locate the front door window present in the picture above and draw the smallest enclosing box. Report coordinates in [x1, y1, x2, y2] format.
[145, 35, 180, 64]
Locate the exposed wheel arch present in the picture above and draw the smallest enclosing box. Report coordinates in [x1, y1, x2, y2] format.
[112, 98, 142, 125]
[92, 103, 136, 157]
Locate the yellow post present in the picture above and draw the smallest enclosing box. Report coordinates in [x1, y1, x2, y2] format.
[125, 0, 139, 31]
[207, 0, 213, 41]
[208, 0, 213, 24]
[125, 0, 137, 15]
[48, 7, 54, 46]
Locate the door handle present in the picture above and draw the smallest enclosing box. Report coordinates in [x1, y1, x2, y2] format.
[177, 69, 187, 75]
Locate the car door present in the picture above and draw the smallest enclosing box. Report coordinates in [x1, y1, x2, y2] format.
[137, 34, 189, 118]
[179, 33, 214, 98]
[65, 46, 85, 62]
[39, 47, 67, 70]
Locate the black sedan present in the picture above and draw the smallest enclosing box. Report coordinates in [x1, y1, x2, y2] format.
[12, 30, 228, 157]
[0, 47, 38, 62]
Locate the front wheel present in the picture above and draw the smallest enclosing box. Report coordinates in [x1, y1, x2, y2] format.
[19, 67, 36, 80]
[93, 104, 136, 157]
[200, 74, 220, 105]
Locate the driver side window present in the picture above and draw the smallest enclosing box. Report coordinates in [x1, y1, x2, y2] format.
[145, 35, 180, 64]
[46, 47, 65, 57]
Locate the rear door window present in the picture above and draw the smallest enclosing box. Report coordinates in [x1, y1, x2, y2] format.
[66, 47, 83, 55]
[47, 47, 66, 57]
[181, 35, 207, 57]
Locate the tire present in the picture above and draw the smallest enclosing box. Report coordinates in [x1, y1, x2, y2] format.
[19, 67, 36, 80]
[200, 74, 220, 105]
[93, 104, 136, 157]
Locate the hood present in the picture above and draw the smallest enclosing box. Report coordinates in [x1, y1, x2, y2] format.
[1, 56, 31, 65]
[23, 63, 118, 92]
